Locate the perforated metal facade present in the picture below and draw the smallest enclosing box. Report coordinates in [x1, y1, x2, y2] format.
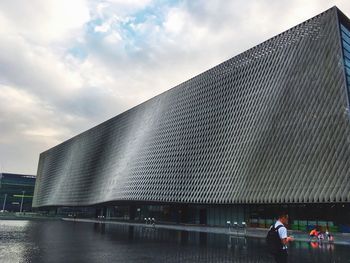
[33, 7, 350, 208]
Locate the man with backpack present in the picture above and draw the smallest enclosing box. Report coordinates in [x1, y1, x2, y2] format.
[266, 212, 294, 263]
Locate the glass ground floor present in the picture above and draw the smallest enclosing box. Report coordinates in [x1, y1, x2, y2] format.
[37, 203, 350, 233]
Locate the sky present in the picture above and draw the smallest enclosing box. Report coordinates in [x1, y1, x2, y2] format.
[0, 0, 350, 175]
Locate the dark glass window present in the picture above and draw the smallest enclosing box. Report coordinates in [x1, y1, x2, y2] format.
[346, 66, 350, 76]
[341, 23, 350, 107]
[345, 59, 350, 68]
[344, 49, 350, 60]
[343, 39, 350, 51]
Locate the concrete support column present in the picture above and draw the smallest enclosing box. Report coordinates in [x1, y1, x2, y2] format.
[95, 207, 103, 218]
[129, 205, 136, 221]
[102, 206, 107, 218]
[179, 204, 189, 224]
[105, 207, 111, 219]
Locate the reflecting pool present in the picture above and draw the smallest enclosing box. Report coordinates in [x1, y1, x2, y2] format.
[0, 220, 349, 262]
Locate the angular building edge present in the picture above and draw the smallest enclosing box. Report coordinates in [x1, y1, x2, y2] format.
[32, 6, 350, 229]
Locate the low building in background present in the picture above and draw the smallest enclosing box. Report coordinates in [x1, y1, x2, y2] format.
[33, 7, 350, 233]
[0, 173, 36, 212]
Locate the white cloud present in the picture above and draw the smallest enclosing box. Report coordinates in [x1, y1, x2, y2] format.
[0, 0, 350, 174]
[0, 0, 90, 44]
[103, 0, 152, 12]
[0, 84, 68, 149]
[95, 22, 111, 33]
[164, 8, 187, 34]
[104, 31, 123, 43]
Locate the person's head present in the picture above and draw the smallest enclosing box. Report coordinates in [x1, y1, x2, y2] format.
[277, 211, 289, 225]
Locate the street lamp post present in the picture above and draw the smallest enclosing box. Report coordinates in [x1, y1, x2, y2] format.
[20, 190, 25, 213]
[2, 193, 7, 211]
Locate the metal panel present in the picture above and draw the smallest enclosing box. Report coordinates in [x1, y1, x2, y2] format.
[33, 7, 350, 207]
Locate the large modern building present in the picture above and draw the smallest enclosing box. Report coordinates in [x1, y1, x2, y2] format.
[0, 173, 36, 212]
[33, 7, 350, 232]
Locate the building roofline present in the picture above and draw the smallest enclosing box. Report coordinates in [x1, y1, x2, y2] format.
[40, 5, 346, 156]
[337, 6, 350, 28]
[1, 172, 36, 179]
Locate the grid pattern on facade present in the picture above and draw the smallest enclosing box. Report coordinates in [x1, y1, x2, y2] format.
[33, 7, 350, 208]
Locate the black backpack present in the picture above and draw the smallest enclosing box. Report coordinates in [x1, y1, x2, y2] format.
[266, 224, 284, 254]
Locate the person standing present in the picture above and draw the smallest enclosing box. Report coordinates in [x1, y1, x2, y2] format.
[309, 228, 319, 240]
[267, 212, 294, 263]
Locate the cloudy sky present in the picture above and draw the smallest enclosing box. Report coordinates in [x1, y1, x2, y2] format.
[0, 0, 350, 175]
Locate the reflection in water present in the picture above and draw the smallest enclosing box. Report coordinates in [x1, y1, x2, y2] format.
[0, 220, 349, 263]
[227, 235, 247, 250]
[309, 241, 334, 251]
[180, 230, 189, 245]
[199, 232, 207, 247]
[128, 226, 134, 240]
[93, 222, 105, 234]
[0, 220, 32, 263]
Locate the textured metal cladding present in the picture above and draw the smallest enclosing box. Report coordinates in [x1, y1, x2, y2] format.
[33, 7, 350, 208]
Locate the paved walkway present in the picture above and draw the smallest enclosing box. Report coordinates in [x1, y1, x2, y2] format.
[0, 213, 60, 220]
[62, 218, 350, 245]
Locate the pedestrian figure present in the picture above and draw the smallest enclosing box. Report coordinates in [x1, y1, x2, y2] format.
[309, 228, 319, 240]
[266, 212, 294, 263]
[325, 228, 334, 242]
[317, 232, 324, 242]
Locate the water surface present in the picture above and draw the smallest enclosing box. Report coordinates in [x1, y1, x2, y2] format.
[0, 220, 349, 262]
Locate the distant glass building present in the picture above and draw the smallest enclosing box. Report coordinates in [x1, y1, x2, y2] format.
[0, 173, 36, 212]
[33, 7, 350, 232]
